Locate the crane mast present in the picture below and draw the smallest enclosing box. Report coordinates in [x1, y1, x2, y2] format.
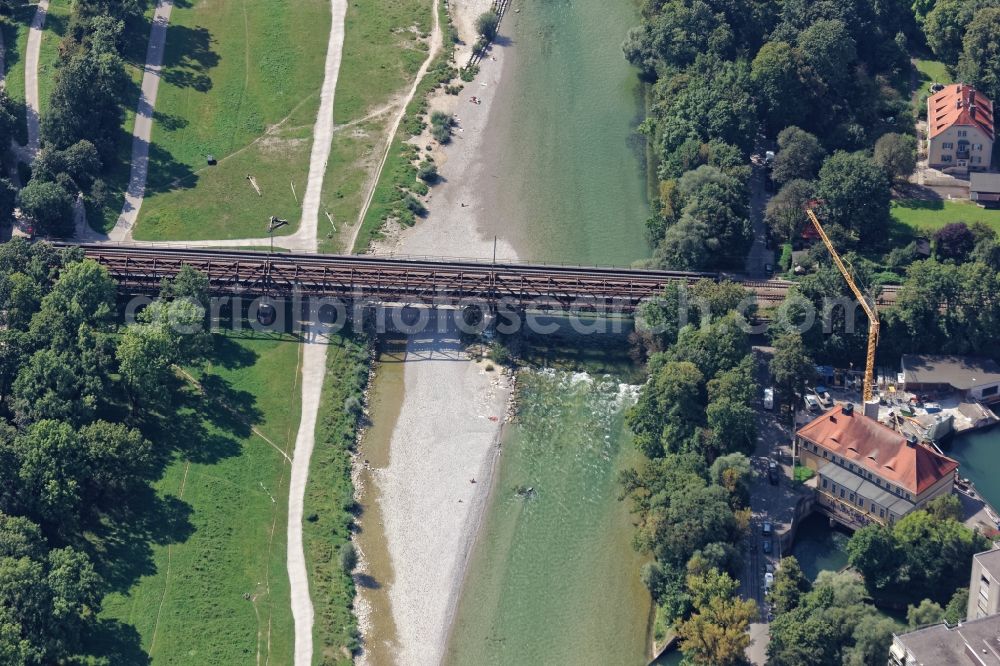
[804, 208, 879, 403]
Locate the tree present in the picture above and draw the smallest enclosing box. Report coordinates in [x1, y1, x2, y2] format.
[766, 179, 813, 243]
[475, 10, 500, 40]
[798, 19, 857, 91]
[709, 453, 753, 507]
[815, 151, 892, 245]
[627, 359, 705, 457]
[842, 616, 901, 666]
[9, 350, 99, 426]
[907, 598, 945, 628]
[771, 556, 810, 614]
[873, 132, 917, 183]
[933, 222, 976, 262]
[926, 493, 964, 521]
[677, 569, 757, 666]
[769, 332, 815, 397]
[924, 0, 984, 64]
[944, 587, 969, 625]
[772, 127, 825, 184]
[11, 421, 87, 527]
[706, 397, 757, 456]
[958, 8, 1000, 101]
[751, 42, 809, 133]
[79, 421, 153, 499]
[159, 264, 210, 309]
[846, 523, 904, 593]
[16, 181, 74, 238]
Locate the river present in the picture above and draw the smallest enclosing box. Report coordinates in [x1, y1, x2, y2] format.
[443, 368, 651, 665]
[489, 0, 651, 265]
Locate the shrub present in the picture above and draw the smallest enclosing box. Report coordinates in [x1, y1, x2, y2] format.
[779, 243, 793, 272]
[417, 161, 439, 183]
[476, 10, 500, 40]
[344, 395, 362, 415]
[403, 193, 427, 217]
[460, 66, 478, 82]
[340, 543, 358, 572]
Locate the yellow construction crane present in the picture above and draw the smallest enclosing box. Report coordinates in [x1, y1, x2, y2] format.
[804, 207, 879, 403]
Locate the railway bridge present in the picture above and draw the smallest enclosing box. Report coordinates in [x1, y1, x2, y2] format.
[72, 244, 898, 313]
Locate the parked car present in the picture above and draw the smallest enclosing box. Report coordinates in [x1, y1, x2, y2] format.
[765, 562, 774, 574]
[768, 460, 780, 485]
[815, 386, 833, 407]
[762, 539, 772, 554]
[763, 387, 774, 411]
[764, 572, 774, 590]
[804, 394, 821, 412]
[762, 521, 773, 536]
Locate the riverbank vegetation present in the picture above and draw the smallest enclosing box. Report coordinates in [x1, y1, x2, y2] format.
[302, 332, 371, 664]
[622, 280, 760, 663]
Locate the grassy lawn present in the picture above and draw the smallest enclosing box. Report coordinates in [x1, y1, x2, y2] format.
[1, 1, 68, 146]
[891, 199, 1000, 235]
[914, 58, 952, 86]
[133, 0, 330, 241]
[303, 333, 369, 665]
[99, 336, 303, 664]
[318, 0, 437, 253]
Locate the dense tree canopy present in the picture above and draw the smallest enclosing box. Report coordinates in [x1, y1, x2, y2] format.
[0, 240, 211, 661]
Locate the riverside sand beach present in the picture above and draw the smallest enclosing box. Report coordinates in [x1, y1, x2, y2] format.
[355, 2, 517, 664]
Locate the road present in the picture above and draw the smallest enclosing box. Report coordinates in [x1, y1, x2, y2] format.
[108, 0, 174, 242]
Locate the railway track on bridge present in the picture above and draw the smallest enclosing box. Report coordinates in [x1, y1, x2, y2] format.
[69, 244, 898, 312]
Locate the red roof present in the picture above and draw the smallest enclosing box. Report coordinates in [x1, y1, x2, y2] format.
[928, 84, 994, 140]
[797, 405, 958, 495]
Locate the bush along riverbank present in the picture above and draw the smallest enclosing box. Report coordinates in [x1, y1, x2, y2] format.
[353, 0, 469, 252]
[301, 329, 374, 664]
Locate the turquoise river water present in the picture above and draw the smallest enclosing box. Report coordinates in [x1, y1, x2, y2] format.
[444, 369, 651, 665]
[490, 0, 651, 265]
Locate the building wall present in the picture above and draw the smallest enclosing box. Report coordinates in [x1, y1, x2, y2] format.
[967, 556, 1000, 621]
[928, 125, 993, 172]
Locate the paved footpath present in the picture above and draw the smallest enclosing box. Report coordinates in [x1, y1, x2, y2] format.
[108, 0, 173, 242]
[24, 0, 48, 159]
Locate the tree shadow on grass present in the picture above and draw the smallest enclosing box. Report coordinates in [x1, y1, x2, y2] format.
[162, 25, 219, 93]
[84, 618, 151, 666]
[89, 485, 196, 592]
[144, 141, 199, 193]
[210, 335, 258, 370]
[153, 110, 189, 131]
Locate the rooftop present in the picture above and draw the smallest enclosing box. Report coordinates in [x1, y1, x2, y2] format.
[928, 84, 995, 140]
[902, 355, 1000, 391]
[975, 549, 1000, 582]
[797, 405, 959, 495]
[894, 613, 1000, 665]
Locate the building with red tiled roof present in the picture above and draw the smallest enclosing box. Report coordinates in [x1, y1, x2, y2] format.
[796, 404, 958, 529]
[927, 84, 994, 174]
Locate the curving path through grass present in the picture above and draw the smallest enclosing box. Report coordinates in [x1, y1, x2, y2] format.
[107, 0, 173, 242]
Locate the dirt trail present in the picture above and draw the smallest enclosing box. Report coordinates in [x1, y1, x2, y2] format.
[347, 0, 442, 252]
[107, 0, 174, 242]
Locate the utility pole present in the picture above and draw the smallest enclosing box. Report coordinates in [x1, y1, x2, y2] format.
[267, 215, 289, 254]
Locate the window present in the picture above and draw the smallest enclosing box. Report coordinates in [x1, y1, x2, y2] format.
[974, 157, 981, 164]
[857, 496, 864, 507]
[879, 509, 885, 518]
[942, 155, 953, 162]
[943, 142, 954, 149]
[822, 478, 828, 489]
[823, 450, 828, 458]
[870, 503, 876, 513]
[849, 493, 855, 502]
[959, 130, 968, 137]
[840, 488, 845, 498]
